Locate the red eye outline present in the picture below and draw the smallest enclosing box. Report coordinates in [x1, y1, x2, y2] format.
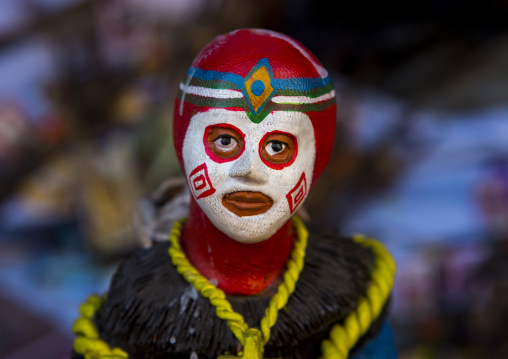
[258, 130, 298, 170]
[203, 123, 246, 163]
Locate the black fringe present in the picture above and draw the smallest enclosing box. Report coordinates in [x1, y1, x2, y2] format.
[71, 223, 389, 359]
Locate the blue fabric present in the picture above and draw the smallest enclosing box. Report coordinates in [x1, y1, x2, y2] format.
[350, 322, 398, 359]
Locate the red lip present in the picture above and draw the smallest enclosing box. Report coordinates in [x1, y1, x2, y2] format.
[222, 191, 273, 217]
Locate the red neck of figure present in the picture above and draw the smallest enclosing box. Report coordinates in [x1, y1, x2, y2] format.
[181, 198, 294, 295]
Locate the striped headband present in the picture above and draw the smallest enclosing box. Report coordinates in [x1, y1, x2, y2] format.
[177, 57, 336, 123]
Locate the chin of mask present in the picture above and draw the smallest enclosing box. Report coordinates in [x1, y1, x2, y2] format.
[182, 108, 316, 243]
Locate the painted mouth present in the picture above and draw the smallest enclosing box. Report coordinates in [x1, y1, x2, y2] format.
[222, 191, 273, 217]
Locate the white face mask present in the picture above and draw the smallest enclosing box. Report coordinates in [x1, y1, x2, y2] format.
[182, 109, 316, 243]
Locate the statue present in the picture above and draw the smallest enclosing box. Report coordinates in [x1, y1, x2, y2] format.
[70, 28, 396, 359]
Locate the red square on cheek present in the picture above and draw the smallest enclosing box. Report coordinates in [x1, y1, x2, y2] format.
[189, 163, 216, 199]
[286, 172, 307, 213]
[193, 176, 206, 191]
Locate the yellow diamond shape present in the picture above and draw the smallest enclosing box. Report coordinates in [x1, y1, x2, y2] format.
[244, 66, 273, 113]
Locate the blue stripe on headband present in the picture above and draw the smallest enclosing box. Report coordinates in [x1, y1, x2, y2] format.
[187, 67, 331, 92]
[186, 68, 244, 86]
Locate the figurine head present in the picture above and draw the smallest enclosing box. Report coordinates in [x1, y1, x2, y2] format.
[173, 29, 336, 243]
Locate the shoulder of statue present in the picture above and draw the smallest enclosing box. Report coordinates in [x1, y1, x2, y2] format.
[303, 222, 379, 296]
[265, 223, 382, 346]
[295, 223, 396, 357]
[107, 241, 188, 298]
[95, 241, 243, 357]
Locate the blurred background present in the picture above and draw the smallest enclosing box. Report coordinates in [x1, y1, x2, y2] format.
[1, 0, 508, 358]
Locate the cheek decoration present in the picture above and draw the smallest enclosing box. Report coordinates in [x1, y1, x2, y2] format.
[204, 123, 245, 163]
[188, 163, 216, 199]
[259, 131, 298, 170]
[286, 172, 307, 213]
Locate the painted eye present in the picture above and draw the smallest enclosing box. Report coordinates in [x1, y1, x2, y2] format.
[215, 135, 238, 152]
[259, 132, 297, 168]
[265, 141, 286, 156]
[206, 125, 245, 161]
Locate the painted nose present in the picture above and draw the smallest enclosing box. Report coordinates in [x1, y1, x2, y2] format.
[229, 149, 268, 183]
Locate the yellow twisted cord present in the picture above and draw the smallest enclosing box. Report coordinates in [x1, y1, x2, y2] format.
[168, 219, 248, 345]
[72, 219, 391, 359]
[168, 216, 308, 348]
[320, 234, 397, 359]
[72, 294, 129, 359]
[260, 215, 308, 343]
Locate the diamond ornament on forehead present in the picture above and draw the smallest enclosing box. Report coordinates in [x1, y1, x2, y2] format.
[176, 58, 335, 124]
[241, 58, 276, 120]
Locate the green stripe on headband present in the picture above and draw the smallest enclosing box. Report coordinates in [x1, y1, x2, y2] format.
[178, 90, 335, 123]
[179, 59, 335, 123]
[187, 77, 333, 98]
[188, 77, 240, 90]
[276, 84, 334, 98]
